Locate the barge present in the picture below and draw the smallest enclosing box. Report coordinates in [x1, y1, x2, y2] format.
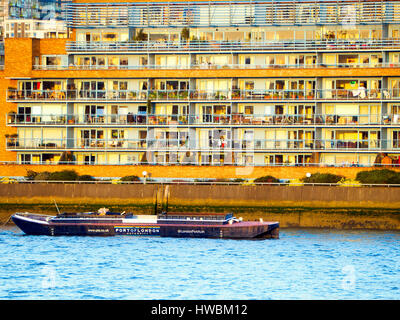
[11, 211, 279, 239]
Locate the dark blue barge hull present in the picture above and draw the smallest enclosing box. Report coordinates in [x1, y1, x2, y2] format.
[11, 213, 279, 239]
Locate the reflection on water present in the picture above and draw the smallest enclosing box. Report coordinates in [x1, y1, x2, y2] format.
[0, 225, 399, 300]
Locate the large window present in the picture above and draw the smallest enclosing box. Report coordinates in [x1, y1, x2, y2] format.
[42, 55, 67, 68]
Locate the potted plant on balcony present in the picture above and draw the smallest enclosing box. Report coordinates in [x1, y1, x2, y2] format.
[159, 91, 167, 99]
[68, 115, 75, 124]
[189, 35, 199, 45]
[128, 91, 137, 100]
[7, 87, 16, 100]
[147, 99, 153, 114]
[181, 27, 190, 43]
[148, 91, 157, 100]
[273, 93, 279, 99]
[169, 91, 177, 100]
[7, 111, 16, 123]
[179, 91, 188, 99]
[6, 133, 18, 147]
[134, 29, 148, 42]
[264, 93, 271, 99]
[232, 90, 240, 100]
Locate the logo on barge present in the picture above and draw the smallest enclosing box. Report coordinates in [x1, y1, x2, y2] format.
[114, 226, 160, 235]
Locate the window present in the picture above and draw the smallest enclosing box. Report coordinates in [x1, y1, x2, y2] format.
[44, 56, 62, 67]
[103, 33, 117, 41]
[20, 154, 31, 164]
[108, 56, 120, 67]
[275, 55, 285, 65]
[111, 129, 125, 139]
[17, 106, 31, 123]
[84, 155, 96, 165]
[240, 80, 254, 91]
[240, 56, 253, 65]
[338, 54, 358, 65]
[120, 57, 128, 68]
[244, 106, 253, 115]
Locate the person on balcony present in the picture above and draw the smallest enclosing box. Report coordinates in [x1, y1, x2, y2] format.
[352, 85, 366, 99]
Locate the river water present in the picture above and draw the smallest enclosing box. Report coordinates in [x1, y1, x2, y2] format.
[0, 226, 399, 300]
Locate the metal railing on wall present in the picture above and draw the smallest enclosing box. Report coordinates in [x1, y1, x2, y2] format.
[6, 113, 400, 126]
[65, 39, 400, 53]
[0, 160, 399, 168]
[4, 180, 400, 188]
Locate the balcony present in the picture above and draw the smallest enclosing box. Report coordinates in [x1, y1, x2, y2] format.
[6, 89, 148, 102]
[6, 113, 400, 127]
[65, 1, 400, 29]
[5, 138, 189, 151]
[5, 138, 398, 152]
[65, 39, 400, 53]
[6, 89, 399, 103]
[32, 62, 399, 71]
[6, 138, 67, 150]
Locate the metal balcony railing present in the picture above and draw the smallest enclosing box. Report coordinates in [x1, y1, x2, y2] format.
[6, 113, 400, 127]
[6, 89, 148, 101]
[5, 138, 189, 150]
[65, 39, 400, 53]
[5, 159, 399, 169]
[65, 1, 400, 28]
[31, 62, 399, 71]
[5, 138, 399, 152]
[6, 89, 399, 102]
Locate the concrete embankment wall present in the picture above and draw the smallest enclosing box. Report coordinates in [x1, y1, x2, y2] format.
[2, 183, 400, 205]
[1, 184, 400, 230]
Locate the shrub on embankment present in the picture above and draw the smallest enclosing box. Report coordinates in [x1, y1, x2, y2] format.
[26, 170, 94, 182]
[119, 175, 140, 182]
[301, 172, 344, 184]
[253, 175, 280, 183]
[76, 175, 96, 182]
[355, 169, 400, 184]
[293, 170, 400, 186]
[296, 170, 400, 185]
[25, 170, 141, 183]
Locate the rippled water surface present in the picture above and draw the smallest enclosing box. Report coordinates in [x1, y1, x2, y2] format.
[0, 226, 399, 300]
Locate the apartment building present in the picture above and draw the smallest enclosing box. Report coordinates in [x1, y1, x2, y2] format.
[2, 0, 69, 39]
[2, 0, 400, 167]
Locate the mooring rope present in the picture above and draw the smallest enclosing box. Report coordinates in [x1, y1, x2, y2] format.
[1, 215, 12, 226]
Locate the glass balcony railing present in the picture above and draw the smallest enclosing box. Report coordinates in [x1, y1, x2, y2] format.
[199, 139, 382, 151]
[5, 138, 400, 152]
[6, 89, 148, 101]
[6, 113, 400, 126]
[5, 138, 189, 150]
[6, 138, 67, 150]
[65, 39, 400, 53]
[6, 89, 399, 102]
[31, 62, 399, 71]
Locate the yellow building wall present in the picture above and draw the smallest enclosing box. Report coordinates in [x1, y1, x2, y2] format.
[1, 164, 400, 179]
